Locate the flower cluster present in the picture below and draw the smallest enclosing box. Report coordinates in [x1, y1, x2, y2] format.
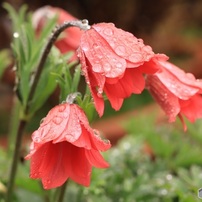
[25, 103, 111, 189]
[25, 7, 202, 190]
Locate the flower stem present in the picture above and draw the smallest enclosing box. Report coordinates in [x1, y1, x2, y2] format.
[5, 119, 27, 202]
[7, 97, 21, 155]
[25, 19, 90, 114]
[57, 181, 68, 202]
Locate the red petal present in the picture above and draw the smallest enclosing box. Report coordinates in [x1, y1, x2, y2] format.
[30, 142, 71, 189]
[54, 105, 82, 143]
[104, 68, 145, 98]
[180, 94, 202, 122]
[92, 23, 155, 65]
[89, 129, 111, 151]
[80, 28, 127, 78]
[32, 104, 70, 144]
[138, 54, 168, 74]
[146, 75, 180, 122]
[70, 146, 92, 186]
[104, 88, 124, 111]
[157, 61, 201, 99]
[85, 149, 109, 168]
[78, 48, 105, 116]
[72, 125, 92, 149]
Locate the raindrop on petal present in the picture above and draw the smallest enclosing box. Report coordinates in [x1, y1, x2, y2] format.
[33, 136, 41, 143]
[58, 105, 66, 112]
[93, 64, 102, 72]
[53, 117, 63, 125]
[115, 45, 126, 56]
[103, 28, 114, 36]
[129, 53, 143, 62]
[103, 63, 111, 72]
[116, 62, 123, 69]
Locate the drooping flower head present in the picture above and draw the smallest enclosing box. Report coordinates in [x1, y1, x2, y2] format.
[32, 6, 83, 59]
[77, 22, 168, 116]
[25, 102, 111, 189]
[146, 60, 202, 130]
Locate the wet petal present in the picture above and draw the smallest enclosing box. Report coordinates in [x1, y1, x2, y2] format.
[32, 104, 70, 144]
[92, 23, 155, 65]
[70, 147, 92, 186]
[80, 28, 127, 78]
[180, 94, 202, 122]
[90, 129, 111, 151]
[30, 142, 70, 189]
[104, 68, 145, 98]
[146, 75, 180, 122]
[157, 61, 201, 99]
[85, 149, 109, 168]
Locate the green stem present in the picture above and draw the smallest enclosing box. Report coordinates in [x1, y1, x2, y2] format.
[57, 181, 68, 202]
[7, 97, 21, 155]
[5, 119, 27, 202]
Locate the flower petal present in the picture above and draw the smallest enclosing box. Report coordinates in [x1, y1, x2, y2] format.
[180, 94, 202, 122]
[104, 68, 145, 98]
[30, 142, 70, 189]
[70, 146, 92, 186]
[90, 130, 111, 151]
[92, 23, 154, 65]
[146, 75, 180, 122]
[85, 149, 109, 168]
[80, 28, 127, 78]
[157, 61, 201, 99]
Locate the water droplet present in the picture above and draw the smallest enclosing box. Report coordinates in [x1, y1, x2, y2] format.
[53, 117, 62, 125]
[63, 112, 68, 118]
[103, 63, 111, 72]
[93, 64, 102, 72]
[33, 132, 41, 143]
[58, 105, 66, 112]
[82, 43, 90, 51]
[129, 53, 143, 62]
[13, 32, 19, 38]
[103, 28, 114, 36]
[97, 55, 103, 59]
[97, 88, 103, 97]
[115, 45, 126, 56]
[46, 179, 51, 184]
[40, 118, 45, 124]
[116, 63, 123, 69]
[93, 43, 99, 49]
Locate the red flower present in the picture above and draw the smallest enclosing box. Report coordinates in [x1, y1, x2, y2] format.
[32, 6, 83, 59]
[146, 60, 202, 130]
[25, 103, 111, 189]
[77, 23, 168, 116]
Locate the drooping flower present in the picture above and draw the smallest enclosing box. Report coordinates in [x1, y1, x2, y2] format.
[146, 60, 202, 130]
[25, 102, 111, 189]
[77, 22, 168, 116]
[32, 6, 83, 59]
